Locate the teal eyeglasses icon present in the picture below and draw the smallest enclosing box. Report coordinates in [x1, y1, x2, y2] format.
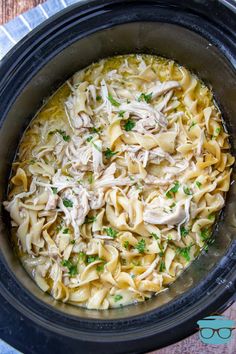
[197, 316, 235, 345]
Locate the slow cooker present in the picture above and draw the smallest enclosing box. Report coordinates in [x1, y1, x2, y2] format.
[0, 1, 236, 353]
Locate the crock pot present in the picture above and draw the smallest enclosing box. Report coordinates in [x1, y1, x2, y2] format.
[0, 1, 236, 353]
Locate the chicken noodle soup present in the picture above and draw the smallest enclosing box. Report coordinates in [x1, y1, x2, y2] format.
[4, 54, 234, 309]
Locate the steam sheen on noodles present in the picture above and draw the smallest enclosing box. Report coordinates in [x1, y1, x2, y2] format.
[4, 55, 234, 309]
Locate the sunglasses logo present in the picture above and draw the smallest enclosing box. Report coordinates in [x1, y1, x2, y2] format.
[197, 316, 235, 345]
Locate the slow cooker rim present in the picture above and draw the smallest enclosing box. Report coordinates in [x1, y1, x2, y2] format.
[0, 0, 236, 353]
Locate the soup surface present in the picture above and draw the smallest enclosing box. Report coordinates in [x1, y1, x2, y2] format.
[4, 54, 234, 309]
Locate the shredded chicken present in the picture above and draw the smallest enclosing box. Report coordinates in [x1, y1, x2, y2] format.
[119, 101, 167, 129]
[148, 80, 180, 99]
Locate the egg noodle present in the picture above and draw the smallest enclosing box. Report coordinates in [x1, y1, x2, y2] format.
[4, 54, 234, 309]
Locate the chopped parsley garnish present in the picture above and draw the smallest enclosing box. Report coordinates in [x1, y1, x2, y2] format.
[159, 260, 166, 272]
[108, 94, 120, 107]
[183, 186, 192, 195]
[51, 129, 71, 142]
[215, 127, 221, 135]
[196, 181, 202, 188]
[200, 228, 210, 241]
[208, 214, 215, 220]
[104, 148, 118, 159]
[135, 239, 146, 254]
[84, 215, 97, 224]
[123, 241, 129, 249]
[118, 110, 125, 117]
[91, 126, 101, 133]
[86, 136, 93, 142]
[87, 172, 93, 184]
[176, 244, 193, 262]
[114, 294, 123, 302]
[188, 121, 197, 131]
[63, 228, 69, 234]
[29, 159, 36, 164]
[212, 127, 221, 139]
[96, 264, 104, 272]
[180, 226, 189, 237]
[56, 223, 63, 232]
[166, 181, 180, 199]
[170, 202, 176, 209]
[78, 252, 86, 262]
[151, 232, 159, 240]
[92, 142, 102, 152]
[158, 244, 165, 257]
[70, 240, 75, 244]
[138, 92, 153, 103]
[63, 198, 73, 208]
[104, 227, 118, 238]
[51, 187, 58, 194]
[124, 118, 135, 131]
[87, 255, 99, 264]
[61, 259, 78, 276]
[96, 95, 102, 101]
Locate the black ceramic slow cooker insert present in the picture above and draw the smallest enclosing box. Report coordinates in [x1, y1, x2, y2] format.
[0, 1, 236, 353]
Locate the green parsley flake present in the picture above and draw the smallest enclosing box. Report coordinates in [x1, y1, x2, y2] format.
[159, 244, 165, 257]
[124, 118, 136, 131]
[135, 239, 146, 254]
[91, 126, 101, 133]
[51, 187, 58, 194]
[200, 228, 210, 241]
[208, 214, 215, 220]
[105, 227, 118, 238]
[159, 260, 166, 272]
[104, 148, 118, 159]
[215, 127, 221, 135]
[84, 216, 97, 224]
[183, 186, 192, 195]
[180, 226, 189, 237]
[176, 244, 193, 262]
[114, 294, 123, 302]
[166, 181, 180, 199]
[123, 241, 129, 249]
[63, 198, 73, 208]
[151, 232, 159, 240]
[78, 252, 86, 262]
[212, 127, 221, 139]
[61, 259, 78, 276]
[52, 129, 71, 142]
[96, 264, 104, 272]
[70, 240, 75, 244]
[56, 223, 63, 232]
[87, 136, 93, 142]
[96, 95, 102, 101]
[87, 173, 93, 184]
[63, 228, 69, 234]
[92, 142, 102, 152]
[118, 110, 125, 117]
[87, 255, 100, 264]
[188, 121, 197, 131]
[138, 92, 153, 103]
[108, 94, 120, 107]
[196, 181, 202, 188]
